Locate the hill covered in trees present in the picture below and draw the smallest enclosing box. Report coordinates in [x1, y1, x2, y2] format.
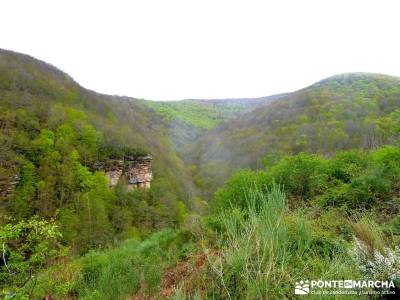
[187, 73, 400, 194]
[1, 49, 400, 299]
[142, 95, 286, 150]
[0, 49, 194, 253]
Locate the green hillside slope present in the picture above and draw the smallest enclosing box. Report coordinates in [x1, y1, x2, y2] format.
[188, 73, 400, 193]
[0, 49, 194, 252]
[2, 50, 400, 299]
[143, 95, 286, 150]
[144, 97, 285, 129]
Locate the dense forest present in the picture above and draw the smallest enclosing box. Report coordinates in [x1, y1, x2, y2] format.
[187, 73, 400, 195]
[1, 49, 400, 299]
[0, 49, 195, 253]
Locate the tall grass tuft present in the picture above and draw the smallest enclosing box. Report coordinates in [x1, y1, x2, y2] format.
[206, 184, 360, 299]
[350, 217, 386, 254]
[74, 229, 185, 300]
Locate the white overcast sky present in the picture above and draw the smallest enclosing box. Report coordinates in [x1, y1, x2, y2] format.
[2, 0, 400, 100]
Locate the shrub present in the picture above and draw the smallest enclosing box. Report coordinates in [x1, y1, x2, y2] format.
[327, 150, 370, 183]
[0, 218, 63, 297]
[372, 146, 400, 180]
[319, 170, 391, 209]
[267, 153, 329, 201]
[214, 169, 266, 211]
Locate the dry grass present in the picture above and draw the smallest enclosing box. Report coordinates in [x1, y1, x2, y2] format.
[350, 217, 386, 254]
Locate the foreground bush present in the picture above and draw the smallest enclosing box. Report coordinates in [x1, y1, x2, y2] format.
[0, 218, 63, 299]
[215, 146, 400, 214]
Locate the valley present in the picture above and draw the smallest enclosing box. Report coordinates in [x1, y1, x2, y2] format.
[0, 49, 399, 299]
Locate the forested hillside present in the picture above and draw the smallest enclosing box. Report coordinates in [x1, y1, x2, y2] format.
[143, 95, 286, 150]
[11, 144, 400, 299]
[0, 49, 193, 253]
[144, 96, 285, 130]
[188, 73, 400, 194]
[1, 49, 400, 299]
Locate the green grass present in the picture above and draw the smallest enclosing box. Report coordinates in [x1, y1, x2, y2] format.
[206, 185, 362, 299]
[32, 229, 193, 300]
[31, 183, 398, 299]
[74, 229, 187, 299]
[144, 100, 255, 129]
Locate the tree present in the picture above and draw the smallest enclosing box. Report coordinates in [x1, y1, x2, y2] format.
[0, 218, 62, 297]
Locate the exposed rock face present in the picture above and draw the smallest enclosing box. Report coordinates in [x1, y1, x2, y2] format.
[0, 173, 20, 198]
[125, 155, 153, 189]
[93, 155, 153, 189]
[106, 166, 124, 187]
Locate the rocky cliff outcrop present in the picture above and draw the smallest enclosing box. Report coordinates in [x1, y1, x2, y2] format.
[0, 173, 20, 198]
[93, 155, 153, 189]
[125, 155, 153, 189]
